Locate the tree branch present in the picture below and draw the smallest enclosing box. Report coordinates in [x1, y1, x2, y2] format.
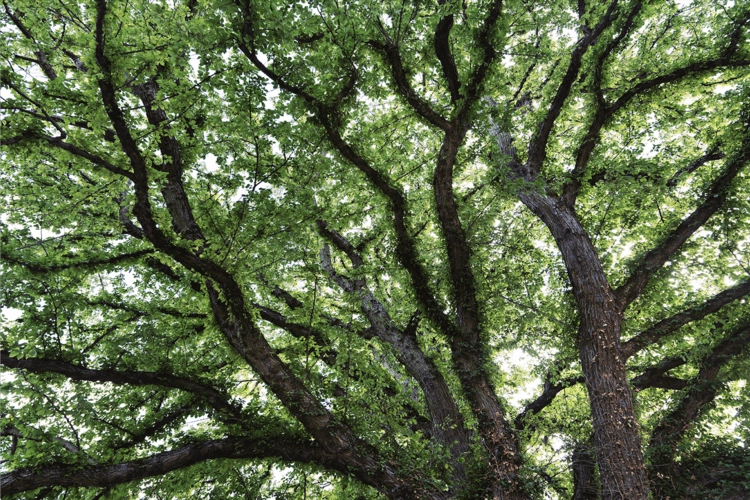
[518, 277, 750, 423]
[3, 3, 58, 80]
[0, 352, 239, 416]
[630, 356, 687, 391]
[525, 0, 620, 179]
[434, 5, 461, 104]
[648, 319, 750, 487]
[1, 249, 154, 274]
[622, 278, 750, 357]
[0, 436, 341, 496]
[93, 7, 407, 489]
[368, 39, 451, 130]
[515, 374, 585, 431]
[561, 1, 644, 205]
[615, 138, 750, 309]
[456, 0, 503, 122]
[1, 425, 80, 455]
[317, 231, 471, 478]
[667, 151, 726, 187]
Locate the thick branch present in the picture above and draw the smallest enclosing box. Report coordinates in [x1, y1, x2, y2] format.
[631, 356, 687, 391]
[520, 192, 649, 500]
[515, 374, 584, 431]
[615, 140, 750, 309]
[0, 436, 339, 495]
[519, 276, 750, 421]
[434, 10, 461, 103]
[318, 238, 470, 476]
[431, 129, 524, 495]
[131, 78, 203, 240]
[456, 0, 503, 122]
[206, 284, 419, 497]
[622, 278, 750, 357]
[572, 440, 598, 500]
[649, 320, 750, 483]
[93, 7, 406, 491]
[525, 0, 619, 179]
[368, 39, 451, 130]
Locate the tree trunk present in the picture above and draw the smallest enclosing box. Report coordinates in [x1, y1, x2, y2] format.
[521, 193, 649, 500]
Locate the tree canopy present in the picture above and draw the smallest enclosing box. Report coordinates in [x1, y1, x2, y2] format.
[1, 0, 749, 498]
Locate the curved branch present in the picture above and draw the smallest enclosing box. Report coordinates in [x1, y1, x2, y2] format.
[515, 374, 584, 431]
[631, 356, 687, 391]
[367, 39, 450, 130]
[649, 319, 750, 487]
[667, 151, 726, 187]
[622, 278, 750, 357]
[561, 1, 644, 205]
[0, 436, 340, 496]
[525, 0, 619, 179]
[456, 0, 503, 121]
[0, 352, 239, 416]
[615, 140, 750, 309]
[317, 229, 471, 478]
[434, 12, 460, 104]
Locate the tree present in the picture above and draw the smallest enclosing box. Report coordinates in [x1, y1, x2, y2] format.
[1, 0, 749, 497]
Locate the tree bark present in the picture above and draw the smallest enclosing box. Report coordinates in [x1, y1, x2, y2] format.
[521, 193, 649, 500]
[572, 441, 599, 500]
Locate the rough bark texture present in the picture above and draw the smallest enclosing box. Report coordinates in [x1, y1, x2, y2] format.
[434, 131, 523, 499]
[318, 237, 470, 486]
[0, 437, 343, 495]
[572, 441, 600, 500]
[521, 193, 649, 500]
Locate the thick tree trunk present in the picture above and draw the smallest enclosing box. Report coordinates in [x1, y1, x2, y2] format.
[521, 193, 649, 500]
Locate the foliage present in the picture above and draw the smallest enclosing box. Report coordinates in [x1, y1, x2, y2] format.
[1, 0, 749, 498]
